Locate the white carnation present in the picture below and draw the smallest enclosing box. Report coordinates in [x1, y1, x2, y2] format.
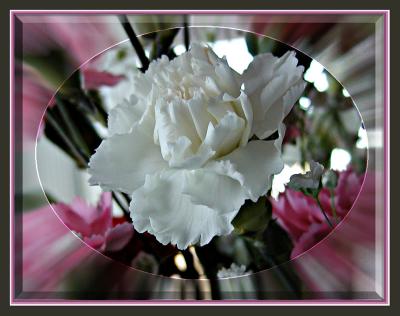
[89, 43, 305, 249]
[217, 263, 251, 278]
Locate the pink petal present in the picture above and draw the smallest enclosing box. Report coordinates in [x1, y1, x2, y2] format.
[54, 203, 91, 237]
[105, 223, 134, 252]
[84, 235, 106, 251]
[83, 69, 125, 89]
[18, 64, 54, 144]
[90, 193, 113, 235]
[22, 205, 92, 292]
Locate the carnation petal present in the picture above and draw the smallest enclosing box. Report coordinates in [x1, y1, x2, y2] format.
[182, 169, 247, 214]
[187, 95, 216, 141]
[236, 93, 253, 146]
[220, 139, 284, 201]
[243, 51, 305, 139]
[130, 170, 235, 249]
[201, 111, 245, 157]
[108, 95, 147, 136]
[214, 61, 241, 98]
[155, 99, 202, 162]
[88, 121, 167, 194]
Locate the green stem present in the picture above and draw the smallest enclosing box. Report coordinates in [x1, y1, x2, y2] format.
[316, 195, 334, 228]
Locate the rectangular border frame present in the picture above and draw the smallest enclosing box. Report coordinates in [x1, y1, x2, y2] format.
[9, 9, 390, 306]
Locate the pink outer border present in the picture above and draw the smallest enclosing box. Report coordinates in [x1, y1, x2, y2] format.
[9, 9, 390, 306]
[7, 9, 389, 14]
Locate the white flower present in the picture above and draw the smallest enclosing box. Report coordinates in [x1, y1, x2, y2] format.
[288, 160, 324, 190]
[88, 43, 305, 249]
[217, 263, 251, 278]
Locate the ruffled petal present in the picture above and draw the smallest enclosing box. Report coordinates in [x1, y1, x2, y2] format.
[201, 111, 245, 158]
[243, 51, 305, 139]
[222, 92, 253, 146]
[88, 120, 167, 194]
[130, 170, 236, 249]
[187, 95, 217, 141]
[182, 169, 247, 214]
[216, 136, 284, 202]
[242, 53, 277, 96]
[214, 61, 241, 98]
[154, 99, 202, 162]
[108, 95, 147, 136]
[168, 138, 215, 169]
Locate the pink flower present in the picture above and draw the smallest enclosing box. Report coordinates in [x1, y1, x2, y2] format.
[82, 68, 125, 90]
[335, 168, 364, 214]
[272, 189, 328, 242]
[21, 205, 92, 292]
[22, 16, 119, 67]
[271, 168, 363, 250]
[55, 193, 134, 252]
[290, 172, 377, 295]
[19, 63, 125, 147]
[291, 223, 330, 258]
[17, 64, 54, 144]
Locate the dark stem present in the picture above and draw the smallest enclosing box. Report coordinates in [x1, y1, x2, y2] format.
[121, 192, 131, 205]
[316, 196, 334, 228]
[56, 97, 90, 156]
[112, 192, 131, 221]
[183, 15, 190, 51]
[46, 111, 88, 167]
[48, 106, 132, 222]
[118, 14, 150, 71]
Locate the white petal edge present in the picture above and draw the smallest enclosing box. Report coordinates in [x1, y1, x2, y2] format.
[210, 129, 285, 202]
[182, 169, 247, 214]
[243, 51, 305, 139]
[108, 95, 148, 136]
[201, 111, 245, 158]
[130, 170, 236, 249]
[88, 120, 167, 194]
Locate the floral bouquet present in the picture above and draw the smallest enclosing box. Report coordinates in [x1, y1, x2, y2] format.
[19, 14, 374, 300]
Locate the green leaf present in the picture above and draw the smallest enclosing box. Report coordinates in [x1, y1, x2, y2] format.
[259, 37, 274, 54]
[59, 70, 83, 95]
[245, 33, 259, 56]
[24, 49, 71, 88]
[232, 196, 272, 235]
